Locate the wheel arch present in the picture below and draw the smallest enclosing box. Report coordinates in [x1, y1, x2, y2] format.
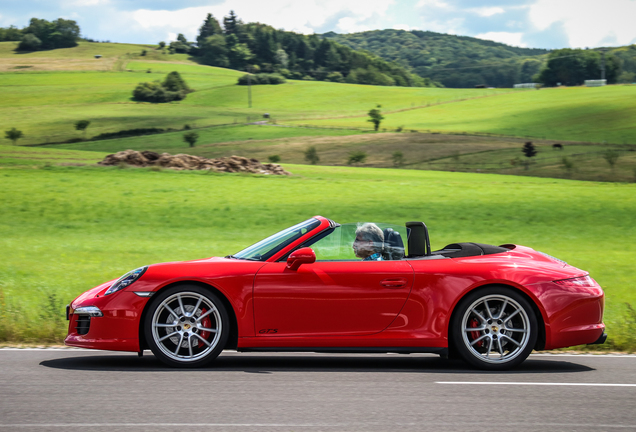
[447, 283, 546, 356]
[138, 280, 239, 352]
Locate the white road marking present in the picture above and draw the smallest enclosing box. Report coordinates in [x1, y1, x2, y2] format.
[531, 353, 636, 358]
[437, 381, 636, 387]
[0, 424, 339, 428]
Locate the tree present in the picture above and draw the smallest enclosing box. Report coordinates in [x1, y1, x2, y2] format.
[223, 10, 242, 36]
[197, 13, 222, 46]
[199, 34, 228, 67]
[522, 141, 537, 158]
[177, 33, 188, 45]
[0, 25, 23, 42]
[347, 151, 367, 165]
[18, 33, 42, 51]
[367, 107, 384, 131]
[228, 41, 253, 69]
[5, 128, 24, 145]
[74, 120, 90, 138]
[237, 73, 285, 85]
[268, 155, 281, 163]
[274, 48, 289, 68]
[162, 71, 191, 92]
[538, 48, 620, 86]
[20, 18, 79, 51]
[183, 131, 199, 147]
[133, 71, 193, 103]
[158, 41, 166, 49]
[304, 146, 320, 165]
[392, 151, 404, 167]
[603, 149, 620, 170]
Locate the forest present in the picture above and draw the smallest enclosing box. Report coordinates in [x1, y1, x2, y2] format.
[324, 29, 636, 88]
[171, 12, 439, 88]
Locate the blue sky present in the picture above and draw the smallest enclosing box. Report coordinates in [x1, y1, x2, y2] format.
[1, 0, 635, 49]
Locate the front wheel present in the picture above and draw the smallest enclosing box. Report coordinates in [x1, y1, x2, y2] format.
[451, 287, 538, 370]
[144, 285, 229, 367]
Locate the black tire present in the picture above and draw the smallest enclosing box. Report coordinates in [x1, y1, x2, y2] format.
[144, 284, 229, 368]
[450, 286, 538, 371]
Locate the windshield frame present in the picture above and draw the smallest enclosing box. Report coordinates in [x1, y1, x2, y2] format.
[232, 218, 322, 261]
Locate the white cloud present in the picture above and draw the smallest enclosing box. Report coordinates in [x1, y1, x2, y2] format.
[65, 0, 110, 6]
[421, 17, 465, 35]
[336, 17, 371, 33]
[528, 0, 636, 47]
[393, 23, 412, 31]
[471, 6, 505, 17]
[475, 31, 526, 47]
[131, 0, 395, 40]
[415, 0, 451, 9]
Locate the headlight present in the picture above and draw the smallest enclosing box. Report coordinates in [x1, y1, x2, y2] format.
[104, 266, 148, 296]
[73, 306, 103, 317]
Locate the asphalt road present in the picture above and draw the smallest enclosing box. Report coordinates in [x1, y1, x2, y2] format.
[1, 349, 635, 432]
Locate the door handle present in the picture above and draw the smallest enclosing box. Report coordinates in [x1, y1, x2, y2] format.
[380, 278, 408, 288]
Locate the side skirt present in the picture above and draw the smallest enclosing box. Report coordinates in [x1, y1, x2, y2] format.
[237, 347, 448, 355]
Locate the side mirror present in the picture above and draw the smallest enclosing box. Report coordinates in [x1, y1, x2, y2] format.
[286, 247, 316, 271]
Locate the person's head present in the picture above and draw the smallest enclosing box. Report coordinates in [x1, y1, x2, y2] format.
[353, 223, 384, 259]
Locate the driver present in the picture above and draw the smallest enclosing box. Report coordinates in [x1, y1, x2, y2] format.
[353, 223, 384, 261]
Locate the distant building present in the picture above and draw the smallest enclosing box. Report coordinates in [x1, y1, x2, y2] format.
[585, 79, 606, 87]
[514, 83, 538, 89]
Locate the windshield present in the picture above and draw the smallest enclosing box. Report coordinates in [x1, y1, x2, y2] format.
[233, 218, 321, 261]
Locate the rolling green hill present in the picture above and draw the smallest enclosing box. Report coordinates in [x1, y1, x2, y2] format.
[323, 29, 549, 88]
[0, 56, 511, 145]
[0, 40, 194, 72]
[286, 84, 636, 144]
[1, 45, 635, 182]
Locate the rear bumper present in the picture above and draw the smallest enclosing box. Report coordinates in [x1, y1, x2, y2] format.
[588, 332, 608, 345]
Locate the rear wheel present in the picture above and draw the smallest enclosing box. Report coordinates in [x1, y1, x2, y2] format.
[451, 286, 537, 370]
[145, 285, 229, 368]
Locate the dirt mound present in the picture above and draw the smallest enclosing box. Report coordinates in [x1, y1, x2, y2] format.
[98, 150, 291, 175]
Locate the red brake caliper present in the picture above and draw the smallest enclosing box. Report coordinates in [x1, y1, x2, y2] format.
[198, 308, 211, 348]
[469, 318, 484, 348]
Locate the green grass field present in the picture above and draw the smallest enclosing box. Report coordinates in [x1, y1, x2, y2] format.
[0, 40, 181, 72]
[1, 42, 635, 150]
[286, 85, 636, 144]
[1, 145, 635, 350]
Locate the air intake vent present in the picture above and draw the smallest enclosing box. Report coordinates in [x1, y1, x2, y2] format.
[76, 316, 91, 335]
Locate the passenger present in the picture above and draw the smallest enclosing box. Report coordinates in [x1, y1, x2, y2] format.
[353, 223, 384, 261]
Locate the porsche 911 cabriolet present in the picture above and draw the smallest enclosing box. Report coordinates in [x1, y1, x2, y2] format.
[65, 216, 606, 370]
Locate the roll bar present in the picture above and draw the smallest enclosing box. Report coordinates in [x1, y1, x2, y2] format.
[406, 221, 431, 257]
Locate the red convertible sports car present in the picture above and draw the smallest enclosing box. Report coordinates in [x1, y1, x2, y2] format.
[65, 216, 606, 370]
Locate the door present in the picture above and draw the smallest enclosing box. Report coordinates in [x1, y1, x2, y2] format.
[253, 259, 414, 337]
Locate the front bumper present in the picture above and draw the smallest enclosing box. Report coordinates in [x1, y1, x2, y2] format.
[65, 290, 150, 353]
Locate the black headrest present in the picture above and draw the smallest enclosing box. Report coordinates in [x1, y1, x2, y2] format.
[383, 228, 405, 260]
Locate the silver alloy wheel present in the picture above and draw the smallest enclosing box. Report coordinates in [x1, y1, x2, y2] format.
[460, 294, 530, 364]
[150, 291, 222, 363]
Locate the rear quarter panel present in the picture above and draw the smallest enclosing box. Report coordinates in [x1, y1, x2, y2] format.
[397, 249, 602, 349]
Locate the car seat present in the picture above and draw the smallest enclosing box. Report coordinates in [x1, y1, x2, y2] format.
[382, 228, 405, 260]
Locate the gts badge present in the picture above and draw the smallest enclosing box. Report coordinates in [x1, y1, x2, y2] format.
[259, 329, 278, 334]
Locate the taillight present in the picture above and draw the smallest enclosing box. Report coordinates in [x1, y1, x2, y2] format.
[553, 275, 596, 287]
